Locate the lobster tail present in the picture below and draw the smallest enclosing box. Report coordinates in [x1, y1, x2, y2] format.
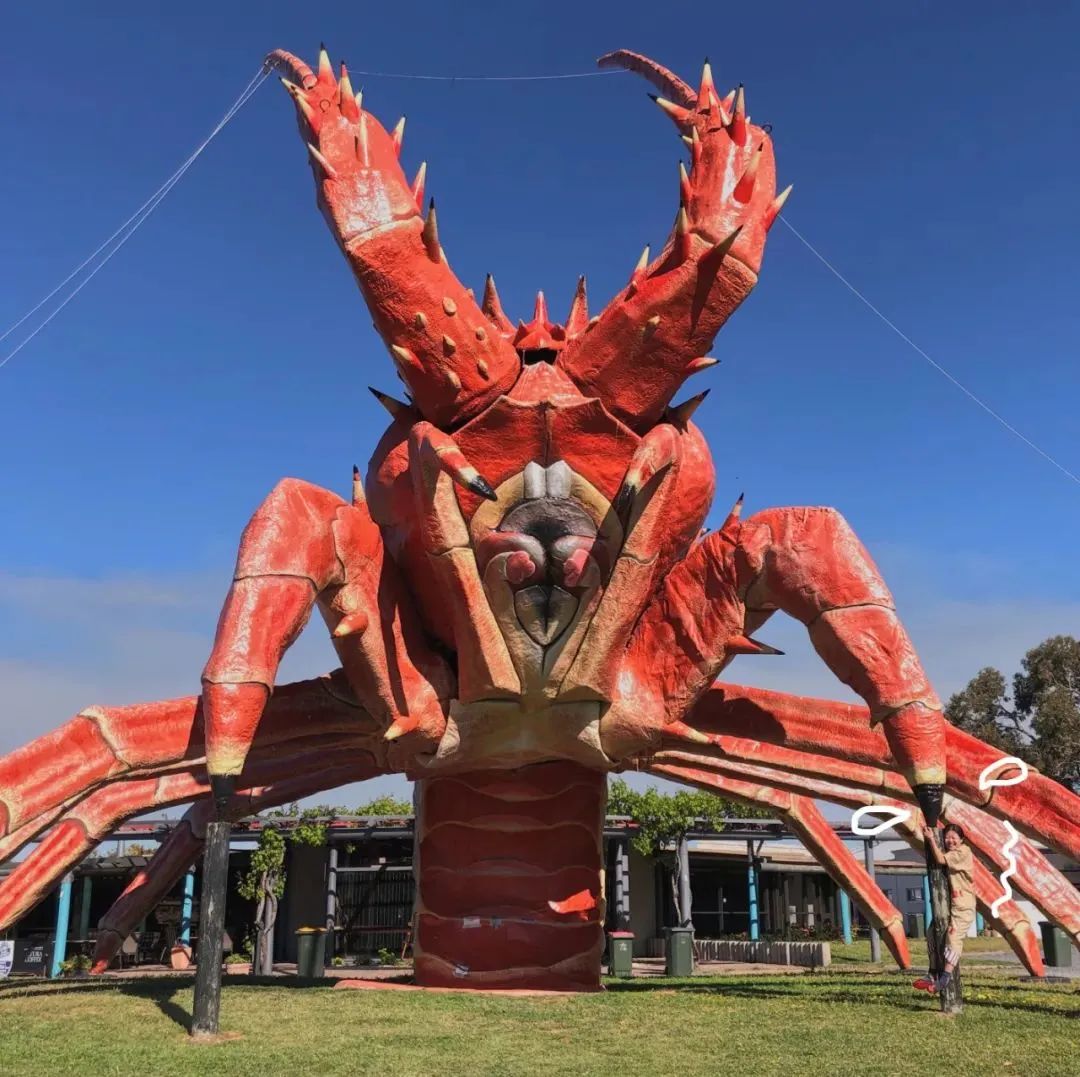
[558, 51, 787, 432]
[266, 47, 521, 429]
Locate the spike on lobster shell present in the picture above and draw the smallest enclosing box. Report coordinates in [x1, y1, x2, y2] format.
[734, 143, 764, 203]
[668, 389, 709, 425]
[696, 58, 715, 113]
[565, 276, 589, 337]
[410, 162, 427, 213]
[317, 44, 334, 86]
[369, 386, 412, 420]
[727, 634, 784, 656]
[421, 200, 442, 263]
[730, 84, 747, 145]
[482, 274, 514, 332]
[627, 244, 651, 297]
[306, 143, 337, 180]
[338, 65, 359, 121]
[391, 116, 406, 156]
[765, 185, 793, 230]
[648, 94, 692, 127]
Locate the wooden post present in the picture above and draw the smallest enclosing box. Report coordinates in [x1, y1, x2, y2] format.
[925, 833, 963, 1014]
[78, 874, 93, 943]
[191, 820, 231, 1036]
[863, 839, 881, 963]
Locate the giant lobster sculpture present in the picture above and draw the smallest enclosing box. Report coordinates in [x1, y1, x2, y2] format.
[1, 46, 1078, 991]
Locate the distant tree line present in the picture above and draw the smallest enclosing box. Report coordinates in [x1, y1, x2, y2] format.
[945, 635, 1080, 793]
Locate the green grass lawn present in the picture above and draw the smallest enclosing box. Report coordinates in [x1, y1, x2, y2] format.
[830, 935, 1014, 965]
[1, 967, 1077, 1077]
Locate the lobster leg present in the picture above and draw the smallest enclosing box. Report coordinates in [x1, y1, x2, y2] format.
[663, 682, 1080, 963]
[0, 672, 389, 933]
[202, 477, 450, 784]
[0, 671, 379, 862]
[647, 760, 911, 968]
[631, 507, 947, 821]
[683, 682, 1080, 863]
[649, 754, 1047, 975]
[735, 507, 947, 815]
[0, 696, 202, 846]
[407, 424, 520, 702]
[568, 422, 714, 705]
[90, 760, 376, 972]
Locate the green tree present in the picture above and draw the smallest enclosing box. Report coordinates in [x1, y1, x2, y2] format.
[240, 793, 414, 974]
[607, 779, 767, 925]
[946, 635, 1080, 792]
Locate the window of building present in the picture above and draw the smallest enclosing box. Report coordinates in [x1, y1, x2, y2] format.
[907, 888, 922, 902]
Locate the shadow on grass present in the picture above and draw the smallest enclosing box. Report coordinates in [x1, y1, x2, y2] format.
[4, 971, 1074, 1025]
[605, 975, 1080, 1019]
[0, 972, 346, 1031]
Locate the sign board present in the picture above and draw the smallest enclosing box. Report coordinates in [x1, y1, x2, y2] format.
[155, 899, 199, 926]
[11, 939, 52, 976]
[0, 940, 12, 978]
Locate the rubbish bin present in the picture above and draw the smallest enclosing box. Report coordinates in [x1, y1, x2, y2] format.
[608, 932, 634, 978]
[908, 913, 925, 939]
[295, 927, 327, 979]
[666, 927, 694, 977]
[1040, 921, 1072, 968]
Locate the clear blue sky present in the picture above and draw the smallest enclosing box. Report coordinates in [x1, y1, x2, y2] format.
[1, 3, 1078, 806]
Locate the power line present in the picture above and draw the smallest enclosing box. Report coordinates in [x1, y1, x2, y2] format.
[339, 69, 623, 81]
[0, 66, 271, 372]
[777, 216, 1080, 488]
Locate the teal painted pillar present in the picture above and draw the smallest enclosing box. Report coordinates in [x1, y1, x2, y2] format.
[49, 873, 74, 978]
[747, 844, 759, 941]
[839, 889, 853, 944]
[78, 875, 93, 942]
[922, 874, 933, 931]
[179, 867, 195, 946]
[975, 911, 984, 935]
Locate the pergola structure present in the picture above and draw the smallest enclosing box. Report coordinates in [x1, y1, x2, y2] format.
[3, 813, 972, 977]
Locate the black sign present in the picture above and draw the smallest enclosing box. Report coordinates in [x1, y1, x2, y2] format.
[11, 939, 53, 976]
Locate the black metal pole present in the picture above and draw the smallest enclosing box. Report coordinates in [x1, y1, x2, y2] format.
[925, 831, 963, 1014]
[191, 805, 232, 1036]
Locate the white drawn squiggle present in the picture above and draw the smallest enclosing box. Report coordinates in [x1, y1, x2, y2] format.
[977, 756, 1030, 918]
[991, 820, 1021, 918]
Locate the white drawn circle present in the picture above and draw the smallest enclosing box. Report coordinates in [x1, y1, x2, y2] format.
[850, 804, 913, 837]
[978, 756, 1029, 790]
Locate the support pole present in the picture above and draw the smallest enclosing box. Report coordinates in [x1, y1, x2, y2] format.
[191, 819, 231, 1037]
[862, 839, 881, 963]
[325, 844, 339, 963]
[925, 832, 963, 1014]
[614, 837, 631, 931]
[179, 867, 195, 947]
[49, 874, 74, 978]
[922, 874, 933, 935]
[78, 875, 93, 944]
[747, 842, 759, 941]
[677, 834, 693, 929]
[839, 889, 853, 944]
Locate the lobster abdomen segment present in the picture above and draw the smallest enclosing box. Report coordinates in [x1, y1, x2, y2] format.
[413, 763, 606, 991]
